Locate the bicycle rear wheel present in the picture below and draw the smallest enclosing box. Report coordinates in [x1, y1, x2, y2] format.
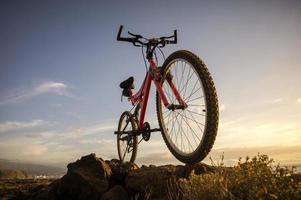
[117, 111, 138, 163]
[156, 50, 219, 164]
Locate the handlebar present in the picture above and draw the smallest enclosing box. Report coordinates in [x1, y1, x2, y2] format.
[117, 25, 177, 47]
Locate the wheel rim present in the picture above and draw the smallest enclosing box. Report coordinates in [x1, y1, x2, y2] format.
[160, 58, 207, 156]
[118, 113, 135, 162]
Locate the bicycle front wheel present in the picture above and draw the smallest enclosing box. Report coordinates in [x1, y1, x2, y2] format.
[156, 50, 219, 164]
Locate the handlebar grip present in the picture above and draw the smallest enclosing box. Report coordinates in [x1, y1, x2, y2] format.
[173, 30, 177, 44]
[117, 25, 123, 41]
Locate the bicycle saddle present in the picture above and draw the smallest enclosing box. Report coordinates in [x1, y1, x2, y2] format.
[120, 76, 134, 89]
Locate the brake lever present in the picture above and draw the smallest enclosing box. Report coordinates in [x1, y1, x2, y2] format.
[133, 43, 141, 47]
[132, 40, 143, 47]
[158, 40, 166, 48]
[128, 31, 143, 39]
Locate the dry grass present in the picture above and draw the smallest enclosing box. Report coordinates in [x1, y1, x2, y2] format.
[168, 154, 301, 200]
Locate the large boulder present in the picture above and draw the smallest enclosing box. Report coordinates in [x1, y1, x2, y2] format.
[51, 153, 112, 200]
[105, 159, 139, 187]
[101, 185, 129, 200]
[125, 165, 184, 199]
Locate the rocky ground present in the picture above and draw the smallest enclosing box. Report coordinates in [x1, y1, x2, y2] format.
[0, 153, 217, 200]
[2, 154, 300, 200]
[0, 178, 56, 200]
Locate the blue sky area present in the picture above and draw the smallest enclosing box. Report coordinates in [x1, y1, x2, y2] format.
[0, 0, 300, 167]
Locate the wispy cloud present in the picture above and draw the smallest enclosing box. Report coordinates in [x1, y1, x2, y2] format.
[79, 139, 114, 144]
[216, 117, 301, 149]
[0, 120, 117, 165]
[63, 121, 116, 139]
[0, 81, 70, 105]
[271, 98, 283, 104]
[0, 120, 47, 133]
[136, 152, 179, 165]
[208, 146, 301, 166]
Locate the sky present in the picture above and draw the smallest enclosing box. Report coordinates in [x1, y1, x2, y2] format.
[0, 0, 300, 167]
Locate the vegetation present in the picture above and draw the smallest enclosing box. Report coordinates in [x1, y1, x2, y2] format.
[169, 154, 301, 200]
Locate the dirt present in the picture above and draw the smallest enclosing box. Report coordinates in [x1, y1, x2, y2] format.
[0, 178, 56, 200]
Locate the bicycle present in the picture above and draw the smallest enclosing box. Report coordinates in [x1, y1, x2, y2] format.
[114, 25, 219, 164]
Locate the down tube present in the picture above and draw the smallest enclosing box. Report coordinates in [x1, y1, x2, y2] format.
[139, 72, 152, 129]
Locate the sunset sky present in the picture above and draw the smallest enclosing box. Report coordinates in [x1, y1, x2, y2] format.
[0, 0, 300, 167]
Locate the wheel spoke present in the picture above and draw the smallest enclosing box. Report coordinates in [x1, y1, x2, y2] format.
[188, 104, 205, 107]
[185, 109, 205, 133]
[184, 77, 199, 101]
[168, 112, 175, 141]
[166, 111, 173, 128]
[181, 111, 201, 146]
[186, 109, 205, 116]
[186, 96, 204, 103]
[178, 61, 185, 94]
[171, 111, 180, 142]
[184, 85, 201, 102]
[177, 111, 205, 127]
[180, 68, 194, 96]
[174, 111, 194, 152]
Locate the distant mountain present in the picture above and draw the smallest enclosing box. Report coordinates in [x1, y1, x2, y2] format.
[0, 158, 65, 176]
[0, 168, 32, 179]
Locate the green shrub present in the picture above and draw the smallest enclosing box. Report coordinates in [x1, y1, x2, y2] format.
[176, 154, 301, 200]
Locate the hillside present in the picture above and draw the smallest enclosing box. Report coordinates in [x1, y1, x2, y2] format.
[0, 169, 32, 179]
[0, 159, 65, 177]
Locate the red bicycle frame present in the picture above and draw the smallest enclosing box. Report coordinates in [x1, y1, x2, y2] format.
[129, 58, 187, 129]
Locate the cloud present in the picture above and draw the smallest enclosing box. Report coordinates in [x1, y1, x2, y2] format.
[63, 121, 116, 139]
[208, 145, 301, 166]
[0, 81, 70, 105]
[271, 98, 283, 104]
[0, 119, 119, 164]
[297, 98, 301, 104]
[79, 139, 114, 144]
[0, 137, 48, 158]
[0, 119, 47, 133]
[215, 117, 301, 149]
[136, 152, 180, 166]
[33, 81, 68, 96]
[220, 104, 225, 111]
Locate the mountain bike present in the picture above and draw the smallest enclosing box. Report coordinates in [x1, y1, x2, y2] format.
[114, 25, 219, 164]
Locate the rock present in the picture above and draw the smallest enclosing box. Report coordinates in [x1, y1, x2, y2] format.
[106, 159, 139, 187]
[19, 153, 220, 200]
[184, 162, 217, 177]
[101, 185, 129, 200]
[51, 153, 112, 200]
[29, 186, 52, 200]
[125, 165, 182, 199]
